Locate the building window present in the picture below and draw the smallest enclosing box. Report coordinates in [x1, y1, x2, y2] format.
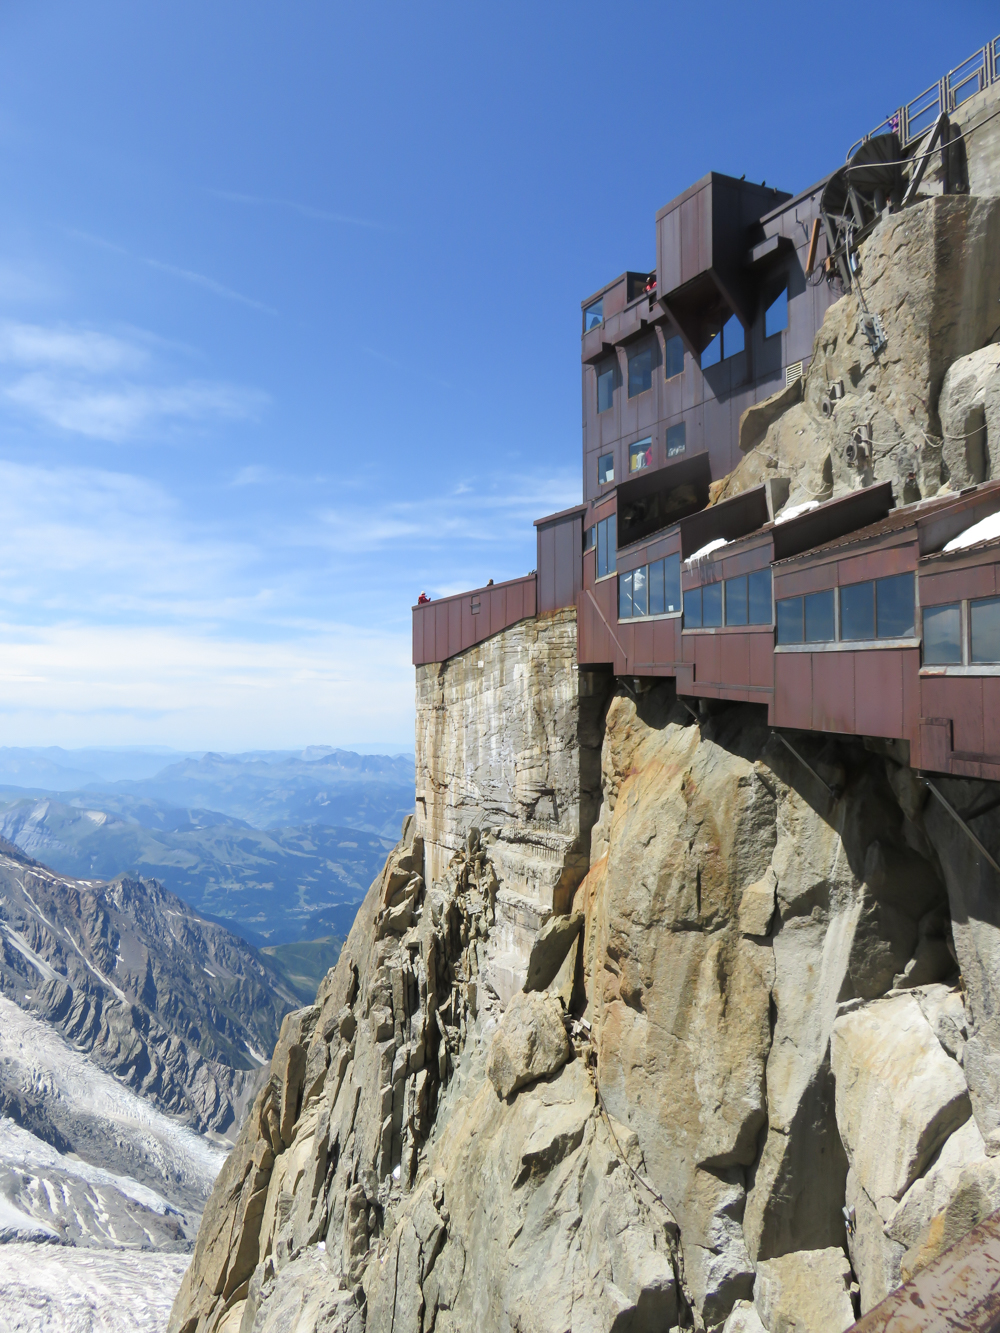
[805, 589, 835, 642]
[596, 514, 616, 579]
[725, 575, 748, 626]
[629, 438, 652, 473]
[972, 596, 1000, 663]
[597, 364, 614, 413]
[583, 525, 595, 552]
[748, 569, 772, 624]
[765, 287, 788, 338]
[627, 347, 652, 397]
[701, 312, 745, 368]
[776, 596, 804, 644]
[585, 298, 603, 331]
[598, 453, 614, 485]
[840, 580, 875, 640]
[684, 587, 702, 627]
[702, 582, 723, 627]
[619, 554, 681, 620]
[923, 603, 962, 664]
[665, 334, 684, 379]
[876, 573, 915, 638]
[666, 422, 686, 458]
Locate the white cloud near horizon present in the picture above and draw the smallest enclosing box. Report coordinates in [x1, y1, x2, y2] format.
[0, 320, 267, 442]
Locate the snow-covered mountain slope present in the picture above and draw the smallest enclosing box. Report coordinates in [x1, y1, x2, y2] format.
[0, 840, 296, 1136]
[0, 1242, 189, 1332]
[0, 994, 225, 1244]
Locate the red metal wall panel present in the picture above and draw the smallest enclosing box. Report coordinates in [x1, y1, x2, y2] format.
[946, 676, 985, 755]
[720, 633, 751, 689]
[855, 650, 904, 739]
[693, 634, 721, 690]
[773, 563, 839, 597]
[749, 632, 774, 689]
[981, 678, 1000, 759]
[773, 654, 813, 730]
[411, 574, 539, 666]
[812, 653, 855, 735]
[921, 563, 998, 605]
[837, 543, 914, 584]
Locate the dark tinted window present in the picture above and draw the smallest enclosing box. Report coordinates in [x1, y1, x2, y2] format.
[585, 299, 603, 331]
[722, 312, 744, 358]
[666, 422, 686, 457]
[648, 559, 664, 615]
[628, 348, 652, 397]
[684, 588, 702, 628]
[748, 569, 772, 624]
[597, 366, 614, 413]
[876, 573, 915, 638]
[725, 575, 748, 626]
[972, 596, 1000, 663]
[583, 525, 595, 552]
[805, 589, 835, 642]
[629, 439, 652, 473]
[596, 515, 617, 579]
[776, 596, 804, 644]
[665, 335, 684, 378]
[619, 571, 633, 620]
[924, 603, 962, 664]
[598, 453, 614, 485]
[765, 287, 788, 338]
[841, 581, 875, 640]
[701, 331, 721, 369]
[664, 552, 681, 613]
[703, 582, 723, 627]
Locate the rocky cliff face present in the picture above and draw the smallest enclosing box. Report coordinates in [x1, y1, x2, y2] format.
[171, 186, 1000, 1333]
[170, 635, 1000, 1332]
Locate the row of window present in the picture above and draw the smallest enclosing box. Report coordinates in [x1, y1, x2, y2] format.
[619, 555, 682, 618]
[598, 424, 687, 485]
[775, 574, 915, 645]
[594, 288, 789, 411]
[924, 597, 1000, 665]
[684, 570, 773, 627]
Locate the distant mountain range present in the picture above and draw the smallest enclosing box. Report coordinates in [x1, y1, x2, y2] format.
[0, 746, 414, 945]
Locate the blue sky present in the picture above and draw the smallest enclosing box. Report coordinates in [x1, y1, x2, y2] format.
[0, 1, 991, 749]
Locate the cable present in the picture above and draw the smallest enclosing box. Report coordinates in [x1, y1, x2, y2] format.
[843, 101, 1000, 175]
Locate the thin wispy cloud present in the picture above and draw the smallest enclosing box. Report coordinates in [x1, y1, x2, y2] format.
[67, 229, 276, 314]
[210, 188, 394, 233]
[0, 319, 267, 442]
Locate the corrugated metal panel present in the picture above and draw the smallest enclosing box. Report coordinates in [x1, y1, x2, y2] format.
[411, 573, 538, 666]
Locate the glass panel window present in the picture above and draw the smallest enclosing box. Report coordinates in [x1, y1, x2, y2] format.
[924, 603, 962, 665]
[840, 581, 875, 641]
[666, 422, 686, 457]
[631, 565, 648, 617]
[805, 589, 835, 642]
[583, 525, 595, 552]
[722, 312, 744, 359]
[684, 587, 702, 627]
[598, 453, 614, 485]
[619, 571, 633, 620]
[648, 559, 665, 616]
[627, 347, 652, 397]
[664, 552, 681, 613]
[748, 569, 772, 624]
[703, 582, 723, 627]
[585, 299, 603, 331]
[629, 438, 652, 473]
[876, 573, 915, 638]
[596, 514, 617, 578]
[765, 287, 788, 338]
[972, 596, 1000, 663]
[725, 575, 748, 626]
[701, 331, 721, 369]
[776, 596, 804, 644]
[665, 334, 684, 379]
[597, 365, 614, 413]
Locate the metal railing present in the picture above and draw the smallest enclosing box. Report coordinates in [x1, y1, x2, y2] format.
[848, 36, 1000, 159]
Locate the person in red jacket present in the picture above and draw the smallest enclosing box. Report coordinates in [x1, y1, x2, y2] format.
[417, 591, 430, 604]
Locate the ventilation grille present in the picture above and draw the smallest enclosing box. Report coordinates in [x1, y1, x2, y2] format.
[785, 361, 804, 388]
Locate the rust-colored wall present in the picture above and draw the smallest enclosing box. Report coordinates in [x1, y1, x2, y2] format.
[412, 575, 537, 667]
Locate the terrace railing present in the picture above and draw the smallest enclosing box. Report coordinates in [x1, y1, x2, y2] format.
[848, 36, 1000, 159]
